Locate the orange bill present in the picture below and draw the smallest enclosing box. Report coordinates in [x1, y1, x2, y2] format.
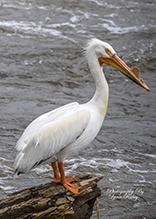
[98, 54, 150, 92]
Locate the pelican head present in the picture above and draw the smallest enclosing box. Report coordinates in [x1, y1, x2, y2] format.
[86, 38, 150, 92]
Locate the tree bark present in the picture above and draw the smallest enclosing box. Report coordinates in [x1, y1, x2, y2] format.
[0, 174, 102, 219]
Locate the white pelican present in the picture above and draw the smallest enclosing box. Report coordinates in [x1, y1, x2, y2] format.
[14, 39, 150, 194]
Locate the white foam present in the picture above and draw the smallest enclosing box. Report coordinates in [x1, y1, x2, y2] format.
[0, 21, 61, 37]
[105, 158, 129, 169]
[137, 153, 156, 160]
[31, 164, 52, 174]
[101, 23, 140, 34]
[65, 157, 129, 171]
[89, 0, 122, 9]
[2, 2, 47, 10]
[0, 185, 14, 191]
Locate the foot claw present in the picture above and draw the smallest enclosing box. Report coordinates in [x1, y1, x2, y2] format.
[65, 176, 77, 183]
[63, 182, 80, 194]
[52, 162, 79, 194]
[52, 176, 77, 183]
[52, 178, 61, 183]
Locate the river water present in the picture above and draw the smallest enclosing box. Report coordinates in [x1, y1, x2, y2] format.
[0, 0, 156, 218]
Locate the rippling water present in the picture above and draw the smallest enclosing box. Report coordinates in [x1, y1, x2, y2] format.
[0, 0, 156, 218]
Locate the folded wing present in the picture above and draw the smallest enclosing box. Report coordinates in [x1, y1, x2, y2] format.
[14, 104, 90, 175]
[16, 102, 79, 151]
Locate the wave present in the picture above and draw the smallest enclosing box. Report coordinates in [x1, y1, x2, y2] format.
[0, 21, 61, 37]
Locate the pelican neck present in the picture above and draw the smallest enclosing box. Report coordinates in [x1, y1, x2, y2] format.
[88, 57, 109, 104]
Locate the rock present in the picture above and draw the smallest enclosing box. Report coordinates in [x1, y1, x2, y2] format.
[0, 174, 102, 219]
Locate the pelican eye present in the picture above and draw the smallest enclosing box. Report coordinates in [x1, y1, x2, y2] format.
[105, 48, 113, 57]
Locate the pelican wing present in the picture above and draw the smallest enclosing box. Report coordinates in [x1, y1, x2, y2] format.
[16, 102, 79, 151]
[14, 106, 90, 174]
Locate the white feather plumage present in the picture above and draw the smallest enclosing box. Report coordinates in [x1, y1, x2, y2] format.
[14, 38, 112, 176]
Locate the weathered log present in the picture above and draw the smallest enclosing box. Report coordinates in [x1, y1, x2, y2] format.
[0, 174, 102, 219]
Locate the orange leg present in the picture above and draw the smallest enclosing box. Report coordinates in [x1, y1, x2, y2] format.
[51, 162, 77, 184]
[58, 162, 80, 194]
[51, 162, 60, 183]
